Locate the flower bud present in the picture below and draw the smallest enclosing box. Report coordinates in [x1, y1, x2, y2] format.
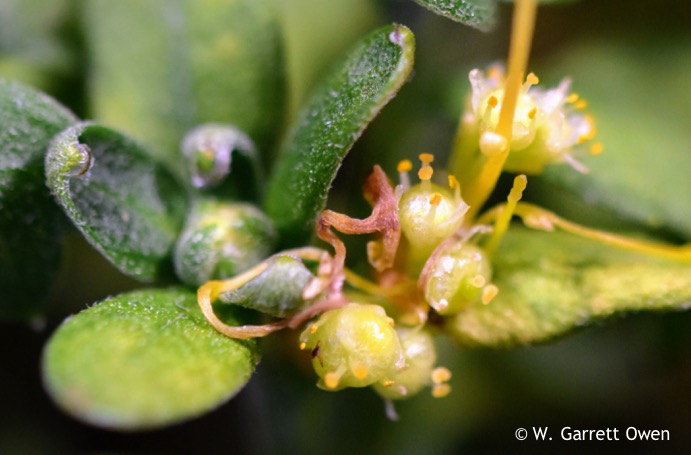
[424, 242, 493, 314]
[299, 303, 405, 391]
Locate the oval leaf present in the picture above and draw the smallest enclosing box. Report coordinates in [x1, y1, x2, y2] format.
[42, 287, 258, 430]
[45, 122, 187, 282]
[264, 24, 415, 245]
[0, 79, 77, 321]
[411, 0, 497, 31]
[83, 0, 285, 173]
[448, 228, 691, 346]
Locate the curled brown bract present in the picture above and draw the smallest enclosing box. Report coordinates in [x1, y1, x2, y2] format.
[317, 165, 400, 274]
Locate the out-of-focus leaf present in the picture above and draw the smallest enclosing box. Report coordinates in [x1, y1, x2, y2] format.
[264, 24, 415, 245]
[0, 79, 77, 322]
[42, 287, 258, 430]
[539, 39, 691, 238]
[174, 198, 276, 287]
[449, 228, 691, 346]
[0, 0, 73, 91]
[410, 0, 497, 31]
[83, 0, 284, 173]
[45, 122, 187, 282]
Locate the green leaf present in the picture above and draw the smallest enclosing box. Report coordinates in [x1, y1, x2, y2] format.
[0, 78, 77, 321]
[83, 0, 285, 173]
[218, 255, 314, 318]
[448, 228, 691, 347]
[539, 39, 691, 238]
[45, 122, 187, 282]
[264, 24, 415, 245]
[410, 0, 497, 31]
[42, 287, 258, 430]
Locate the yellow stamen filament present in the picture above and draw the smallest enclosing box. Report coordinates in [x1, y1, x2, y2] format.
[431, 366, 452, 384]
[589, 142, 604, 155]
[482, 284, 499, 305]
[463, 0, 538, 218]
[484, 174, 528, 256]
[432, 383, 451, 398]
[514, 202, 691, 262]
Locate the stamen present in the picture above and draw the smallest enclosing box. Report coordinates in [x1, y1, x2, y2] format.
[324, 372, 341, 390]
[589, 142, 604, 155]
[448, 175, 462, 204]
[382, 380, 395, 387]
[429, 193, 442, 206]
[299, 342, 307, 350]
[484, 174, 528, 256]
[431, 366, 452, 384]
[527, 106, 537, 120]
[566, 93, 579, 104]
[523, 72, 539, 90]
[470, 274, 487, 288]
[574, 99, 588, 110]
[482, 284, 499, 304]
[397, 159, 412, 191]
[487, 95, 499, 109]
[432, 383, 451, 398]
[351, 364, 369, 380]
[419, 153, 434, 164]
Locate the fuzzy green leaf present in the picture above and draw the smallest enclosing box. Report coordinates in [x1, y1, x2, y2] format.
[448, 228, 691, 347]
[539, 40, 691, 238]
[83, 0, 284, 173]
[42, 287, 258, 430]
[411, 0, 497, 31]
[45, 122, 187, 282]
[218, 255, 314, 318]
[0, 79, 77, 321]
[264, 24, 415, 245]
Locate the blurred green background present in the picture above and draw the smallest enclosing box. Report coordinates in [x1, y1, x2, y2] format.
[1, 0, 690, 453]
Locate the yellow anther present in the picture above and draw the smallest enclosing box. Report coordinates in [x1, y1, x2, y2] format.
[527, 106, 537, 120]
[432, 383, 451, 398]
[324, 372, 341, 390]
[574, 99, 588, 110]
[431, 366, 452, 384]
[419, 153, 435, 164]
[566, 93, 579, 104]
[418, 166, 434, 181]
[351, 364, 369, 380]
[387, 317, 395, 327]
[397, 159, 413, 173]
[507, 174, 528, 203]
[448, 175, 459, 190]
[589, 142, 604, 155]
[309, 324, 318, 334]
[525, 72, 539, 86]
[299, 342, 307, 350]
[481, 284, 499, 305]
[382, 380, 395, 388]
[487, 95, 499, 109]
[429, 193, 442, 206]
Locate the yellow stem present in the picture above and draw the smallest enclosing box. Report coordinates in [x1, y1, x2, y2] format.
[483, 175, 527, 256]
[514, 202, 691, 262]
[464, 0, 538, 219]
